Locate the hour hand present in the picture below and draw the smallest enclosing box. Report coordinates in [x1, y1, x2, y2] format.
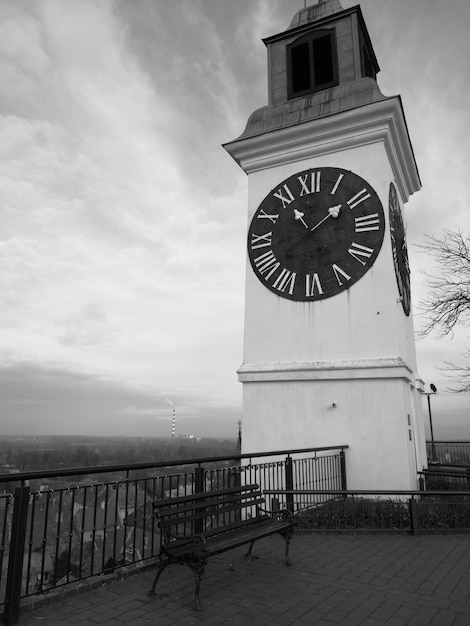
[293, 208, 309, 229]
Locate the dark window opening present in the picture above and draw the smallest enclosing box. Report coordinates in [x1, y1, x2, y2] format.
[312, 34, 335, 85]
[291, 42, 311, 93]
[288, 29, 338, 99]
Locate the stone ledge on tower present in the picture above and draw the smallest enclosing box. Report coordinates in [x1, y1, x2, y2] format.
[238, 77, 387, 141]
[237, 357, 421, 386]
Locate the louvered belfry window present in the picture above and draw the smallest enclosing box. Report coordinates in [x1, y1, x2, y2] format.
[288, 29, 338, 99]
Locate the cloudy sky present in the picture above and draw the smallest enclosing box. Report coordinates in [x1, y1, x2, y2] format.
[0, 0, 469, 441]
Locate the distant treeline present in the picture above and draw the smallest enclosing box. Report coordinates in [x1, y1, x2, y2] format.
[0, 435, 238, 472]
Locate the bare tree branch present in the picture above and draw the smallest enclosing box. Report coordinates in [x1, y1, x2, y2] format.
[439, 357, 470, 393]
[417, 228, 470, 339]
[417, 227, 470, 392]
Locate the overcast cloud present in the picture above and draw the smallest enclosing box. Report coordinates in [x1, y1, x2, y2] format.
[0, 0, 469, 440]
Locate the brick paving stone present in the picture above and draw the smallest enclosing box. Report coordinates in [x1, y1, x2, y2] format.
[419, 594, 453, 610]
[341, 607, 376, 623]
[226, 616, 252, 625]
[453, 613, 470, 626]
[429, 610, 460, 626]
[333, 597, 370, 613]
[383, 618, 409, 626]
[270, 612, 301, 625]
[406, 606, 441, 626]
[322, 609, 350, 623]
[391, 604, 419, 622]
[144, 616, 175, 626]
[451, 591, 470, 603]
[370, 599, 403, 621]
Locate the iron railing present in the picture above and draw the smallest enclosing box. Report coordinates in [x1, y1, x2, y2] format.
[426, 441, 470, 465]
[0, 445, 347, 624]
[419, 466, 470, 491]
[265, 489, 470, 534]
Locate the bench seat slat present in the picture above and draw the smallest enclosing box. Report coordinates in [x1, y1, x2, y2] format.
[205, 518, 294, 556]
[152, 484, 260, 509]
[201, 514, 270, 538]
[163, 517, 294, 558]
[156, 492, 264, 520]
[157, 497, 265, 529]
[162, 513, 270, 541]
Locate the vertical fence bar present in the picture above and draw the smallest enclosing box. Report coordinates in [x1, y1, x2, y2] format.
[194, 466, 205, 534]
[285, 456, 294, 512]
[38, 491, 52, 591]
[65, 488, 77, 585]
[3, 483, 30, 626]
[122, 475, 130, 567]
[23, 492, 35, 596]
[194, 466, 205, 495]
[78, 487, 87, 579]
[101, 483, 109, 572]
[90, 485, 98, 576]
[340, 449, 347, 492]
[409, 496, 419, 536]
[0, 496, 12, 602]
[53, 489, 63, 586]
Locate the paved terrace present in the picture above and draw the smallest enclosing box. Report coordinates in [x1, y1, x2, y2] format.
[18, 533, 470, 626]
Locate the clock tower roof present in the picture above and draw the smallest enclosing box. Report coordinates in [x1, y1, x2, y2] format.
[228, 1, 387, 143]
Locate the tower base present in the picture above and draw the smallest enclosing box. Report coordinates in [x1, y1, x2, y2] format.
[239, 358, 426, 490]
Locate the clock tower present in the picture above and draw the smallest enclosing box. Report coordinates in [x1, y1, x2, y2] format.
[224, 0, 427, 489]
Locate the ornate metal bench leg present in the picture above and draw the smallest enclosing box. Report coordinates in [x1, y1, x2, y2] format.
[245, 540, 254, 560]
[280, 528, 294, 566]
[148, 560, 170, 596]
[188, 560, 205, 611]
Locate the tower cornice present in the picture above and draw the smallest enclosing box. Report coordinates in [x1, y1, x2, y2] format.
[223, 95, 421, 203]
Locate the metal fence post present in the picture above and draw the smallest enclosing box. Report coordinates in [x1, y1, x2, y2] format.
[3, 483, 30, 625]
[285, 456, 294, 512]
[194, 466, 205, 495]
[340, 449, 347, 491]
[409, 497, 419, 536]
[194, 466, 205, 533]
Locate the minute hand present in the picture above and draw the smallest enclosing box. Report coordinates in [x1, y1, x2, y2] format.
[310, 213, 331, 232]
[285, 204, 341, 256]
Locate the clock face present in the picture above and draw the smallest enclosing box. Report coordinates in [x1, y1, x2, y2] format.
[389, 182, 411, 315]
[247, 167, 385, 302]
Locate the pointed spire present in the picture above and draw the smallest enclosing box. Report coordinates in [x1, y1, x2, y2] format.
[289, 0, 343, 29]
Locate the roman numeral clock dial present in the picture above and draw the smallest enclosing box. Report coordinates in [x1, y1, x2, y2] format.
[247, 167, 385, 301]
[389, 182, 411, 315]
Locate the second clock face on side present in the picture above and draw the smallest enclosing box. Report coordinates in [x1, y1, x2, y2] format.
[247, 167, 385, 302]
[389, 182, 411, 316]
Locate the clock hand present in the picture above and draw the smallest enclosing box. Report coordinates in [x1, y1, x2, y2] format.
[294, 208, 309, 229]
[310, 205, 341, 231]
[285, 204, 342, 256]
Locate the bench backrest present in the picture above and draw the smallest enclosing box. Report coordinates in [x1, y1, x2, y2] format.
[153, 484, 266, 542]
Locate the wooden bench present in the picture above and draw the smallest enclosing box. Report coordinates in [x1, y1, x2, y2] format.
[148, 483, 296, 610]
